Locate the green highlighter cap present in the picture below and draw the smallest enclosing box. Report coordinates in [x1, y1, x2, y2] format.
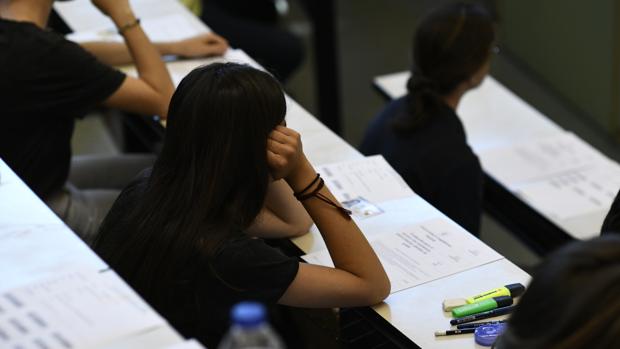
[452, 296, 513, 318]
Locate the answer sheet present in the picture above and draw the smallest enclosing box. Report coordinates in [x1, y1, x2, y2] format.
[514, 160, 620, 221]
[317, 155, 415, 204]
[303, 218, 502, 293]
[479, 132, 606, 188]
[0, 269, 165, 349]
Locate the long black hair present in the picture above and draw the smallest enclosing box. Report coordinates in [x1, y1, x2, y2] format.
[494, 235, 620, 349]
[394, 2, 495, 134]
[94, 63, 286, 308]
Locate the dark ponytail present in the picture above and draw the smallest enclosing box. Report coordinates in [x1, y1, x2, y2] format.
[393, 2, 495, 134]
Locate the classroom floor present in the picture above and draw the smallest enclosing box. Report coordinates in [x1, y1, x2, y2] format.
[75, 0, 620, 269]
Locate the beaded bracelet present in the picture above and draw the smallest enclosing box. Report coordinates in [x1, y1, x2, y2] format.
[294, 174, 352, 220]
[117, 17, 141, 35]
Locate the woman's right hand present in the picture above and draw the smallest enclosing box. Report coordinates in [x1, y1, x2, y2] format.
[267, 126, 314, 187]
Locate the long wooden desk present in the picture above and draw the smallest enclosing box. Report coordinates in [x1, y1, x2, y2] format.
[53, 2, 530, 347]
[374, 72, 618, 252]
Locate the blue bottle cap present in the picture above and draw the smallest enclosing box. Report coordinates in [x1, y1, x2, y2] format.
[474, 323, 507, 347]
[230, 302, 266, 328]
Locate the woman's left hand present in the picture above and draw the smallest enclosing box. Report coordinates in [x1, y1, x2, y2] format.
[171, 33, 229, 58]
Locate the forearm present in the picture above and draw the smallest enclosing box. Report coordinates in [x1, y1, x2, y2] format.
[108, 10, 174, 100]
[286, 160, 388, 284]
[265, 180, 312, 231]
[80, 41, 178, 66]
[247, 180, 312, 238]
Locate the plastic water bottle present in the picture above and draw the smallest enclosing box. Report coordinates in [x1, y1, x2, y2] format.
[218, 302, 285, 349]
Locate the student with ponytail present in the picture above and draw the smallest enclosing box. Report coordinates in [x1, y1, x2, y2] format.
[360, 2, 496, 235]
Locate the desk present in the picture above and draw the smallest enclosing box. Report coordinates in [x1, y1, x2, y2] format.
[0, 159, 187, 348]
[284, 94, 530, 349]
[123, 46, 531, 349]
[374, 72, 615, 252]
[54, 4, 530, 347]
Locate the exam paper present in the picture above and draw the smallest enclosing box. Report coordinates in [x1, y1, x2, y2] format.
[0, 269, 165, 349]
[479, 132, 606, 188]
[515, 160, 620, 221]
[303, 218, 502, 293]
[67, 14, 204, 43]
[317, 155, 415, 204]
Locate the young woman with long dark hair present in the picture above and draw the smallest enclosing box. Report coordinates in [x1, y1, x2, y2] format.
[360, 2, 496, 235]
[94, 63, 390, 347]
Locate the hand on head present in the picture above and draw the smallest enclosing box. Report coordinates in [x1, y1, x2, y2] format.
[267, 126, 309, 181]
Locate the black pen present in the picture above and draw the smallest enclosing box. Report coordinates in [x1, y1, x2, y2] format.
[434, 328, 476, 337]
[456, 319, 508, 329]
[450, 305, 515, 325]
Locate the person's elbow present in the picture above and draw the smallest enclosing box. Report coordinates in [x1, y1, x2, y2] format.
[154, 99, 169, 119]
[359, 275, 391, 305]
[289, 215, 314, 237]
[371, 276, 391, 303]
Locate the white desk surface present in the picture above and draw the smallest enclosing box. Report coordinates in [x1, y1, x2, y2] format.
[374, 71, 609, 240]
[50, 5, 530, 347]
[0, 159, 184, 348]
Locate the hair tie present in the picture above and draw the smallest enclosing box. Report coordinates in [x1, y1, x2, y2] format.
[409, 67, 439, 93]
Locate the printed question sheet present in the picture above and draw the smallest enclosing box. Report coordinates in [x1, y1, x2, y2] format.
[303, 218, 502, 293]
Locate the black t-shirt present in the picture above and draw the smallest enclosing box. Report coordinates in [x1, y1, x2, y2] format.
[602, 189, 620, 234]
[94, 171, 299, 347]
[360, 96, 483, 235]
[0, 19, 125, 199]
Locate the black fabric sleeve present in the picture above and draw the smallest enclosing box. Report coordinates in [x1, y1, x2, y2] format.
[435, 158, 484, 236]
[20, 34, 125, 118]
[601, 189, 620, 234]
[212, 237, 299, 302]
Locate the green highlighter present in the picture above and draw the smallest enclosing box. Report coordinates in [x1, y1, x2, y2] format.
[452, 296, 513, 318]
